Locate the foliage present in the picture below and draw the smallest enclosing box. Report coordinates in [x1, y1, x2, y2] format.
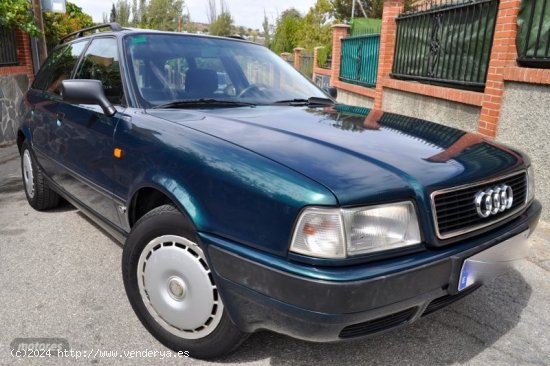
[43, 2, 94, 46]
[110, 4, 117, 23]
[0, 0, 40, 36]
[209, 12, 233, 36]
[296, 0, 332, 51]
[316, 45, 332, 68]
[112, 0, 131, 27]
[270, 8, 303, 54]
[146, 0, 184, 31]
[262, 11, 271, 47]
[330, 0, 383, 20]
[331, 0, 414, 21]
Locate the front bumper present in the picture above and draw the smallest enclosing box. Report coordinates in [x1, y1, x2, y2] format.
[203, 200, 541, 342]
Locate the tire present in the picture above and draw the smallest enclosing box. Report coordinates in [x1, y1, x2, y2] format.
[21, 141, 60, 210]
[122, 204, 247, 359]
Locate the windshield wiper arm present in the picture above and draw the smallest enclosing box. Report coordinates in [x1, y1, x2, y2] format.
[152, 98, 256, 109]
[272, 97, 335, 107]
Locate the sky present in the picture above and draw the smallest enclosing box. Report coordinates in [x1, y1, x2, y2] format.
[70, 0, 317, 30]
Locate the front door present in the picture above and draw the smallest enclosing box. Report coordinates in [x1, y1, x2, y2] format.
[55, 37, 126, 227]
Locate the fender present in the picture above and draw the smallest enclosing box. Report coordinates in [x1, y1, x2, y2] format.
[126, 171, 206, 231]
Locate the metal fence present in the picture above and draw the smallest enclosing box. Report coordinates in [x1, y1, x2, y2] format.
[517, 0, 550, 68]
[0, 27, 18, 66]
[392, 0, 499, 91]
[339, 34, 380, 87]
[300, 52, 314, 78]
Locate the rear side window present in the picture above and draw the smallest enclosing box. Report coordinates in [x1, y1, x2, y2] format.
[74, 37, 124, 105]
[32, 41, 88, 95]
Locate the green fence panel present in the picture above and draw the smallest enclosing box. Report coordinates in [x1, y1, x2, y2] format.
[517, 0, 550, 67]
[350, 18, 382, 37]
[392, 0, 498, 91]
[339, 34, 380, 88]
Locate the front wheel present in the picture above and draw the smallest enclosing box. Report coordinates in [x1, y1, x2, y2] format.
[122, 205, 247, 359]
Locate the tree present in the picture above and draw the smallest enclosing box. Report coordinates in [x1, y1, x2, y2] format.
[331, 0, 412, 21]
[209, 12, 233, 36]
[0, 0, 40, 36]
[110, 3, 117, 23]
[146, 0, 184, 31]
[270, 8, 303, 54]
[330, 0, 382, 20]
[43, 2, 94, 47]
[114, 0, 131, 26]
[297, 0, 332, 50]
[262, 11, 270, 47]
[206, 0, 233, 36]
[206, 0, 217, 25]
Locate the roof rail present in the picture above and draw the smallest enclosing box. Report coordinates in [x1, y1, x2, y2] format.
[58, 23, 123, 45]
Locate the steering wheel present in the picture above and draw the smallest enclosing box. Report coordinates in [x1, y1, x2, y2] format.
[237, 84, 263, 98]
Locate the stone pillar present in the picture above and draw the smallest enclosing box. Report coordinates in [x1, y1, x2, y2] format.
[374, 0, 404, 110]
[330, 24, 350, 87]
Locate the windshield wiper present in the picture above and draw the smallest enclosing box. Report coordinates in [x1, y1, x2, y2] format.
[272, 97, 335, 107]
[152, 98, 256, 109]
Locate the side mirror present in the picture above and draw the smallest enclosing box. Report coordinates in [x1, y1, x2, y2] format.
[325, 86, 337, 99]
[60, 79, 117, 117]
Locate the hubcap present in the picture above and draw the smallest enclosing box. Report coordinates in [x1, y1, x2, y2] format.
[22, 150, 35, 199]
[168, 277, 186, 300]
[137, 235, 223, 339]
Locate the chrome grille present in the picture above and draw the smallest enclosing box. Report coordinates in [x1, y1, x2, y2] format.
[432, 171, 527, 239]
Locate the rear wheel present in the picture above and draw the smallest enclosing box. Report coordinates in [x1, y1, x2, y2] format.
[122, 204, 247, 359]
[21, 141, 60, 210]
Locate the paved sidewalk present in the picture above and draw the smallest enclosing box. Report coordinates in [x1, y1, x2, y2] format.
[0, 142, 18, 165]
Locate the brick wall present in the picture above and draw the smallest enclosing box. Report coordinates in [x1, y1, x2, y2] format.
[0, 29, 34, 82]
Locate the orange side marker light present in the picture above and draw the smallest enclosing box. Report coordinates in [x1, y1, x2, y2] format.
[114, 147, 124, 159]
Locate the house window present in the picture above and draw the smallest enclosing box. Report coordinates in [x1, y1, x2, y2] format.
[0, 27, 18, 66]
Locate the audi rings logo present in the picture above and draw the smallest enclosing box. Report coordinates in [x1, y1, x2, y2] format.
[474, 185, 514, 218]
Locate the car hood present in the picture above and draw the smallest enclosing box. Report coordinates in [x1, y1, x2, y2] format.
[147, 105, 526, 205]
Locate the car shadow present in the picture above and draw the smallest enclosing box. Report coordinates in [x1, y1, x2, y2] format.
[47, 197, 77, 213]
[219, 269, 531, 365]
[76, 211, 123, 247]
[0, 173, 76, 213]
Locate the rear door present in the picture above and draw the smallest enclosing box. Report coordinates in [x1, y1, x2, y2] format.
[55, 37, 126, 227]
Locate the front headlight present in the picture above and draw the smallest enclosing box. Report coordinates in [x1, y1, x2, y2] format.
[290, 202, 421, 259]
[527, 165, 536, 203]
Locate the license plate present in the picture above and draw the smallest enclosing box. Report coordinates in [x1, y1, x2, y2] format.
[458, 230, 530, 292]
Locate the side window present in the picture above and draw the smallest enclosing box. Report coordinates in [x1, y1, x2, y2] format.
[33, 41, 88, 95]
[75, 38, 123, 105]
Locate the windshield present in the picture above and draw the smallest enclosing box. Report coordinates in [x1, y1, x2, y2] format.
[123, 33, 328, 108]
